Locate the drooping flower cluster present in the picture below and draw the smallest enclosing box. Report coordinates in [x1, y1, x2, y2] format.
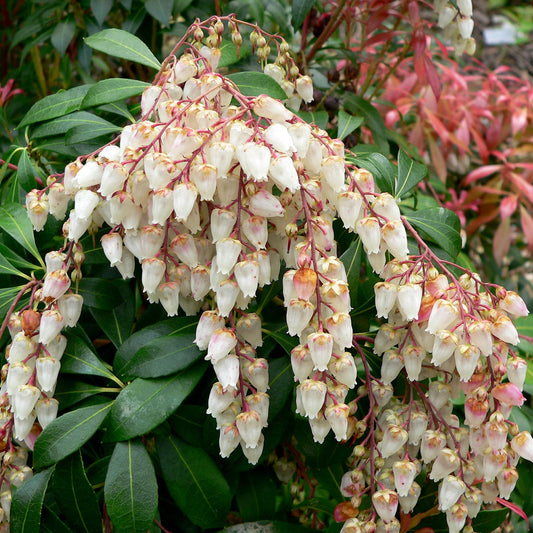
[11, 14, 532, 533]
[434, 0, 475, 55]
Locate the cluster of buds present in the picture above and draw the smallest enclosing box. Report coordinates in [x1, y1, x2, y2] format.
[17, 15, 532, 532]
[337, 232, 530, 531]
[0, 247, 84, 528]
[435, 0, 475, 55]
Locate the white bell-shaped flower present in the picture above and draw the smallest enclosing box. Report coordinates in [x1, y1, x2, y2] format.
[236, 142, 271, 182]
[101, 233, 123, 266]
[57, 293, 83, 327]
[141, 257, 166, 294]
[264, 123, 295, 154]
[307, 332, 334, 372]
[36, 397, 59, 429]
[195, 311, 225, 350]
[216, 279, 240, 317]
[269, 155, 300, 193]
[36, 356, 61, 393]
[213, 353, 240, 390]
[158, 282, 180, 316]
[173, 182, 198, 222]
[13, 384, 40, 420]
[438, 476, 465, 511]
[336, 191, 363, 231]
[300, 379, 327, 419]
[215, 238, 242, 275]
[248, 189, 284, 218]
[39, 309, 65, 346]
[211, 209, 236, 243]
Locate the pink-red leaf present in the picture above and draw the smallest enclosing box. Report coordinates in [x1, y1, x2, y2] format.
[493, 218, 511, 265]
[499, 195, 518, 220]
[496, 497, 529, 527]
[463, 165, 502, 185]
[520, 205, 533, 252]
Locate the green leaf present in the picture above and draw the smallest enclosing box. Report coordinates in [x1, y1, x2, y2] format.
[395, 150, 427, 199]
[11, 467, 55, 533]
[89, 285, 135, 348]
[292, 0, 316, 28]
[66, 123, 121, 144]
[34, 402, 113, 469]
[61, 334, 119, 382]
[52, 452, 102, 533]
[236, 470, 276, 522]
[157, 434, 232, 528]
[295, 109, 329, 130]
[16, 149, 37, 191]
[354, 152, 395, 194]
[344, 94, 388, 154]
[267, 356, 293, 419]
[105, 440, 158, 533]
[263, 324, 298, 355]
[0, 203, 43, 265]
[472, 509, 509, 533]
[41, 507, 74, 533]
[84, 29, 161, 69]
[91, 0, 113, 25]
[51, 19, 76, 56]
[340, 236, 362, 306]
[0, 285, 26, 325]
[227, 72, 287, 100]
[114, 316, 197, 375]
[218, 39, 247, 68]
[54, 379, 112, 410]
[405, 207, 462, 259]
[337, 110, 363, 140]
[77, 278, 127, 309]
[0, 251, 31, 279]
[31, 111, 117, 139]
[0, 243, 40, 271]
[81, 78, 150, 108]
[145, 0, 173, 25]
[106, 363, 206, 441]
[117, 332, 202, 380]
[19, 85, 91, 128]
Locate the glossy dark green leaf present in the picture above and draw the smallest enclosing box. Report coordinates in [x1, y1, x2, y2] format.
[91, 0, 113, 25]
[405, 207, 462, 259]
[337, 110, 363, 140]
[267, 356, 293, 419]
[0, 285, 26, 325]
[66, 123, 121, 144]
[395, 149, 427, 198]
[89, 286, 135, 349]
[118, 332, 202, 380]
[77, 278, 127, 309]
[61, 334, 118, 382]
[227, 72, 286, 100]
[344, 94, 388, 153]
[292, 0, 316, 28]
[295, 109, 329, 130]
[0, 203, 44, 265]
[11, 467, 55, 533]
[16, 149, 37, 191]
[81, 78, 150, 108]
[52, 452, 102, 533]
[105, 440, 158, 533]
[263, 324, 298, 355]
[51, 19, 76, 56]
[0, 243, 39, 272]
[0, 251, 30, 279]
[19, 85, 90, 128]
[218, 39, 248, 68]
[41, 507, 74, 533]
[84, 29, 161, 69]
[54, 379, 112, 410]
[34, 402, 113, 469]
[114, 316, 197, 375]
[354, 152, 395, 194]
[236, 470, 276, 522]
[145, 0, 173, 25]
[472, 509, 509, 533]
[106, 363, 206, 441]
[340, 236, 362, 306]
[157, 434, 231, 528]
[32, 111, 115, 139]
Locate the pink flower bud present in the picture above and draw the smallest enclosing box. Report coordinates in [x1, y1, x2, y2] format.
[356, 217, 381, 254]
[372, 489, 398, 523]
[269, 155, 299, 193]
[454, 343, 480, 382]
[234, 260, 260, 298]
[57, 293, 83, 327]
[13, 384, 40, 420]
[438, 475, 465, 511]
[300, 379, 327, 419]
[215, 238, 242, 275]
[207, 328, 237, 362]
[286, 298, 315, 336]
[491, 314, 519, 345]
[337, 191, 363, 230]
[382, 220, 409, 260]
[307, 332, 334, 372]
[195, 311, 225, 350]
[101, 233, 123, 266]
[173, 182, 198, 222]
[36, 397, 59, 429]
[41, 269, 71, 301]
[213, 354, 240, 390]
[219, 423, 241, 458]
[253, 94, 292, 123]
[248, 189, 285, 218]
[397, 283, 422, 321]
[464, 388, 489, 427]
[39, 309, 65, 345]
[492, 382, 525, 407]
[216, 279, 240, 317]
[325, 403, 350, 441]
